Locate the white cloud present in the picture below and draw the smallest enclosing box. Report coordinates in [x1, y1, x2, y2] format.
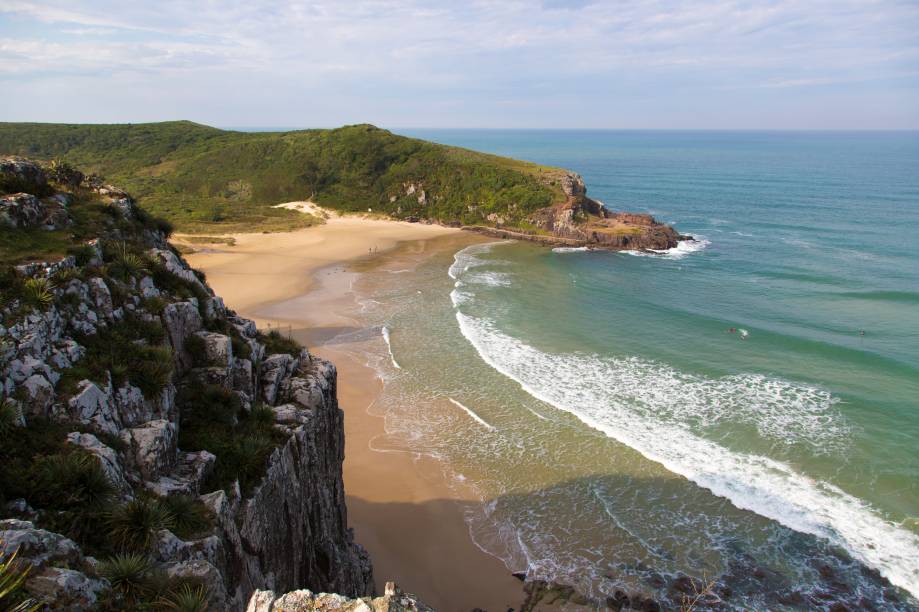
[0, 0, 917, 127]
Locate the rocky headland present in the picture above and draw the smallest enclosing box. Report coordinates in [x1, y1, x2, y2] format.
[465, 172, 690, 251]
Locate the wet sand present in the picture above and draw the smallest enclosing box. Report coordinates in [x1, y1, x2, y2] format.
[184, 222, 523, 610]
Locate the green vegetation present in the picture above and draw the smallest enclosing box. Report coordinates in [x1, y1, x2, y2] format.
[258, 328, 300, 357]
[178, 384, 286, 494]
[107, 498, 176, 552]
[0, 121, 569, 232]
[0, 539, 39, 612]
[56, 316, 173, 397]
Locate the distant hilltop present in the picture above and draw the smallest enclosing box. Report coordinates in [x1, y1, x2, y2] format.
[0, 121, 686, 250]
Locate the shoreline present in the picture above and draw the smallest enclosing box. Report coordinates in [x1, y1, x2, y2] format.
[184, 218, 525, 609]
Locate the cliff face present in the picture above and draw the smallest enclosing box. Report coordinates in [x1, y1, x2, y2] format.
[0, 158, 372, 610]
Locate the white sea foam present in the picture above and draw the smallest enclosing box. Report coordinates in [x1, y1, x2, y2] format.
[452, 313, 919, 599]
[552, 246, 592, 253]
[449, 397, 496, 430]
[380, 326, 402, 369]
[623, 237, 710, 259]
[448, 241, 508, 280]
[468, 271, 513, 287]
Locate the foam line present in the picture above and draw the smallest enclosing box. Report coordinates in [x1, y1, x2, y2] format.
[381, 326, 401, 369]
[449, 398, 496, 430]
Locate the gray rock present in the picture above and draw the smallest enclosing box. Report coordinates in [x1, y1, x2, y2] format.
[66, 431, 132, 499]
[21, 373, 54, 418]
[87, 278, 114, 321]
[163, 301, 203, 371]
[120, 419, 177, 481]
[165, 559, 228, 610]
[0, 156, 48, 193]
[64, 379, 119, 435]
[144, 450, 215, 497]
[26, 567, 109, 610]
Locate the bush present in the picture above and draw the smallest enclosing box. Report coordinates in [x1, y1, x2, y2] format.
[258, 329, 301, 357]
[22, 278, 54, 309]
[99, 553, 156, 602]
[143, 296, 168, 315]
[106, 498, 176, 552]
[229, 331, 252, 360]
[66, 244, 97, 266]
[183, 334, 208, 367]
[178, 385, 285, 495]
[157, 583, 209, 612]
[59, 317, 174, 397]
[161, 495, 212, 540]
[105, 241, 148, 281]
[32, 452, 114, 511]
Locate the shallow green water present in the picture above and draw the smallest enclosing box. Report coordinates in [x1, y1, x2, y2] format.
[345, 131, 919, 608]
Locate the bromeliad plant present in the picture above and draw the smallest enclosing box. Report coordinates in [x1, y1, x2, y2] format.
[0, 540, 39, 612]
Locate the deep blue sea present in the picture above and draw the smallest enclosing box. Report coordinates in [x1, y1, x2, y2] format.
[356, 130, 919, 607]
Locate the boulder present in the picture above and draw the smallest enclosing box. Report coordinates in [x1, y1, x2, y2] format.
[0, 157, 47, 193]
[120, 419, 177, 481]
[144, 450, 215, 497]
[0, 193, 44, 228]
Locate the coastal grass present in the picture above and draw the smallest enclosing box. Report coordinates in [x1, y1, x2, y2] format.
[0, 121, 568, 232]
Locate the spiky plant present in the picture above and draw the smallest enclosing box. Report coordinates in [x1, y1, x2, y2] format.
[0, 540, 39, 612]
[99, 553, 155, 602]
[52, 266, 81, 284]
[157, 583, 210, 612]
[22, 278, 54, 309]
[160, 496, 212, 539]
[249, 404, 276, 429]
[108, 243, 148, 281]
[33, 452, 113, 510]
[106, 498, 176, 552]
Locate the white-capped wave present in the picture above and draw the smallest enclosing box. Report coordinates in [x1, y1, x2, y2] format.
[448, 241, 508, 280]
[552, 246, 592, 253]
[453, 313, 919, 599]
[449, 397, 496, 430]
[381, 326, 401, 369]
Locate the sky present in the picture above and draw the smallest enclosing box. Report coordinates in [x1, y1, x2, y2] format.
[1, 0, 918, 129]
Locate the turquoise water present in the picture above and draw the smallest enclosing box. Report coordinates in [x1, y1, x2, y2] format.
[364, 131, 919, 607]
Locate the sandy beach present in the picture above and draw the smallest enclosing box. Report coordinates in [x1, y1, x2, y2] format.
[183, 214, 524, 610]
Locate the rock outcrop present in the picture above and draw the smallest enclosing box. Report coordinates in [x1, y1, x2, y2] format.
[1, 161, 373, 609]
[247, 582, 432, 612]
[470, 171, 691, 251]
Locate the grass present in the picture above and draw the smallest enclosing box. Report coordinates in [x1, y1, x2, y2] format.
[0, 121, 569, 233]
[106, 498, 176, 552]
[258, 328, 301, 357]
[56, 316, 174, 397]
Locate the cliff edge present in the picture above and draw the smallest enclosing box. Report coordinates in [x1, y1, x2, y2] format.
[0, 158, 373, 610]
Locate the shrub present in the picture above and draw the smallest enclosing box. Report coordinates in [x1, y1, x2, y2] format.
[230, 334, 251, 360]
[258, 329, 301, 357]
[66, 244, 97, 266]
[0, 399, 21, 437]
[143, 296, 168, 315]
[32, 452, 114, 511]
[99, 553, 156, 602]
[29, 451, 114, 548]
[22, 278, 54, 309]
[184, 334, 208, 367]
[178, 385, 285, 495]
[61, 318, 174, 397]
[106, 498, 176, 552]
[178, 384, 241, 427]
[157, 583, 210, 612]
[106, 242, 148, 281]
[250, 404, 275, 428]
[160, 495, 212, 539]
[52, 266, 81, 284]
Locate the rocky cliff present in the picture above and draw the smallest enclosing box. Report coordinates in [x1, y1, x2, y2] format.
[469, 172, 690, 251]
[0, 158, 373, 610]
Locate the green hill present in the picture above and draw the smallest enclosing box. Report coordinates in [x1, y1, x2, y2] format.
[0, 121, 569, 233]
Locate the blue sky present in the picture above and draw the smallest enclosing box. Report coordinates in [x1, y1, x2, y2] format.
[1, 0, 918, 129]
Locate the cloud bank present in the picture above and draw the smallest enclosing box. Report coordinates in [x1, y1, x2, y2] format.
[1, 0, 918, 128]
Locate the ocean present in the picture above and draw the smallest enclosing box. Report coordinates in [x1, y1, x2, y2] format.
[349, 130, 919, 607]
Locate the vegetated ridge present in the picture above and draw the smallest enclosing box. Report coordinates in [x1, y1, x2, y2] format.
[0, 121, 687, 249]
